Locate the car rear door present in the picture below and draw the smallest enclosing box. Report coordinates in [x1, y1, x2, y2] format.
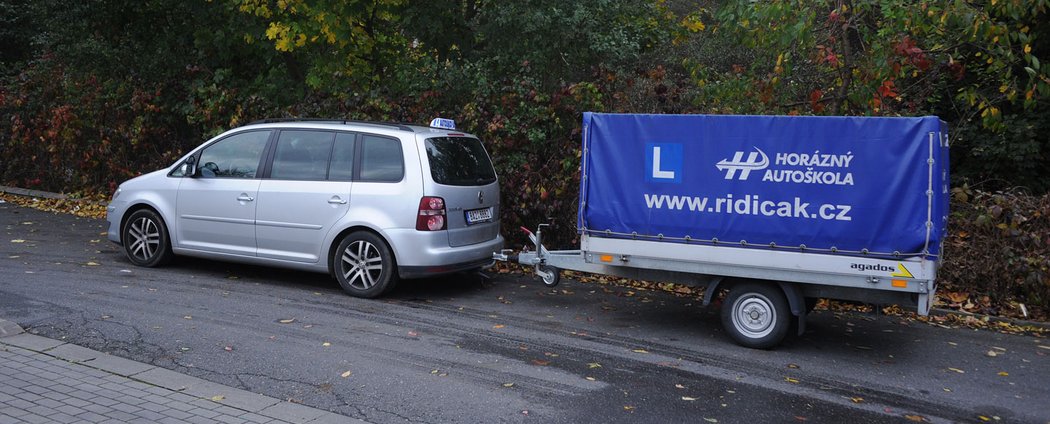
[255, 130, 353, 263]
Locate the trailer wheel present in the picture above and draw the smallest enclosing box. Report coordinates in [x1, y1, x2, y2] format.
[537, 265, 560, 287]
[721, 282, 790, 349]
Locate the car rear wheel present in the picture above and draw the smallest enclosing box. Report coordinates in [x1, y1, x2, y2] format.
[122, 209, 173, 267]
[333, 232, 398, 298]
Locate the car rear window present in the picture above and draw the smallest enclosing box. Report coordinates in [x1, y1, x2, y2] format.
[424, 137, 497, 186]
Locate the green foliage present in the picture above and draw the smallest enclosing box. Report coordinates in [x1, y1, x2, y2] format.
[698, 0, 1050, 192]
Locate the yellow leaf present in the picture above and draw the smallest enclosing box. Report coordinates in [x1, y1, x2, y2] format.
[341, 370, 352, 378]
[10, 239, 25, 243]
[850, 397, 863, 403]
[623, 406, 635, 411]
[978, 416, 990, 422]
[997, 371, 1009, 376]
[948, 367, 965, 373]
[904, 415, 926, 422]
[210, 395, 225, 402]
[493, 324, 505, 329]
[785, 377, 799, 384]
[588, 362, 602, 369]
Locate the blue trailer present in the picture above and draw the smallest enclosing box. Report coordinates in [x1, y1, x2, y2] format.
[496, 113, 949, 348]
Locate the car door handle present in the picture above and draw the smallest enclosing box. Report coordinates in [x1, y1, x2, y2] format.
[328, 196, 348, 205]
[237, 195, 255, 202]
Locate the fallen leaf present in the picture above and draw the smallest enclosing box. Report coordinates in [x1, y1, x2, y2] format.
[675, 384, 686, 389]
[623, 406, 635, 411]
[588, 362, 602, 369]
[224, 346, 233, 352]
[341, 370, 352, 378]
[493, 324, 505, 329]
[947, 367, 965, 374]
[682, 397, 697, 401]
[210, 395, 225, 402]
[850, 397, 864, 403]
[278, 318, 296, 324]
[585, 377, 596, 381]
[531, 359, 550, 366]
[904, 414, 926, 422]
[85, 262, 100, 266]
[986, 350, 998, 357]
[787, 364, 800, 369]
[101, 315, 111, 319]
[227, 276, 239, 280]
[997, 371, 1009, 376]
[502, 383, 514, 388]
[703, 418, 717, 423]
[785, 377, 800, 384]
[632, 349, 649, 354]
[408, 331, 419, 337]
[1037, 345, 1050, 351]
[183, 316, 192, 320]
[10, 239, 25, 243]
[978, 416, 990, 422]
[322, 342, 331, 347]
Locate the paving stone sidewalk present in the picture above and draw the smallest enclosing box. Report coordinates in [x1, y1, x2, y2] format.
[0, 320, 362, 424]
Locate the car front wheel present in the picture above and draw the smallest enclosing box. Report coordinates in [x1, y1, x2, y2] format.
[122, 209, 173, 267]
[333, 232, 398, 298]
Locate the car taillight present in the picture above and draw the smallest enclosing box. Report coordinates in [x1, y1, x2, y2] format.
[416, 196, 446, 231]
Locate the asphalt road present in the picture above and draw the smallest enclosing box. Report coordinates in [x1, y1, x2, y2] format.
[2, 201, 1048, 423]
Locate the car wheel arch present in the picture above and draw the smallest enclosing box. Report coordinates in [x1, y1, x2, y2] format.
[327, 225, 400, 277]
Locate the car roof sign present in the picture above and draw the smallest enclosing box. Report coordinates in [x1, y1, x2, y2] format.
[429, 118, 456, 130]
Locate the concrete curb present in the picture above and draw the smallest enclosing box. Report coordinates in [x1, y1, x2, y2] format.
[0, 318, 25, 337]
[0, 185, 69, 200]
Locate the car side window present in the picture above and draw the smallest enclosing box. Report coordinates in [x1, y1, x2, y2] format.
[198, 131, 271, 178]
[270, 130, 335, 180]
[359, 134, 404, 182]
[328, 132, 356, 181]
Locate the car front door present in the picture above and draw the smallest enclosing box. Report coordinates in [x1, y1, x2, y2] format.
[176, 130, 271, 256]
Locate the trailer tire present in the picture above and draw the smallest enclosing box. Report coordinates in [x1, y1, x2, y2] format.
[538, 265, 560, 287]
[721, 282, 790, 349]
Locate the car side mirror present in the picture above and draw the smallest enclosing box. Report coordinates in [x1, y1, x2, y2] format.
[183, 156, 198, 178]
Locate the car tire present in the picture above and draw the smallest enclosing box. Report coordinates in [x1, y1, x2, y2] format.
[721, 282, 790, 349]
[333, 232, 398, 298]
[122, 209, 173, 267]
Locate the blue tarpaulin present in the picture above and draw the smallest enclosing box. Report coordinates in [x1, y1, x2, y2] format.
[578, 113, 949, 258]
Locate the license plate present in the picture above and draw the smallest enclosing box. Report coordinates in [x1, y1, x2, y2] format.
[465, 207, 493, 225]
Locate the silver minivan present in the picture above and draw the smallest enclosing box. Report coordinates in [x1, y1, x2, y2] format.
[106, 119, 503, 298]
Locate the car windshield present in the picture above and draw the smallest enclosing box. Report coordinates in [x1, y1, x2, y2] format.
[424, 137, 497, 186]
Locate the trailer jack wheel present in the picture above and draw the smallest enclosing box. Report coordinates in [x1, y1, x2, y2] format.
[721, 282, 790, 349]
[537, 265, 561, 287]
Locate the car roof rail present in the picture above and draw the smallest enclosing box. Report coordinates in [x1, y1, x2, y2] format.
[247, 118, 416, 132]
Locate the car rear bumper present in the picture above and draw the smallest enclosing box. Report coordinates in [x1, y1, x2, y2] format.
[386, 229, 503, 278]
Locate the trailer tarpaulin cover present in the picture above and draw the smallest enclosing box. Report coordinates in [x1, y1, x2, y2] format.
[578, 113, 949, 258]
